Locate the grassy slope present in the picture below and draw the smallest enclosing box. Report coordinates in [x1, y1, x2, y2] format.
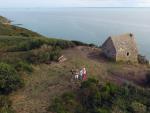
[0, 20, 44, 51]
[0, 18, 74, 112]
[0, 17, 149, 113]
[0, 23, 41, 37]
[10, 46, 149, 113]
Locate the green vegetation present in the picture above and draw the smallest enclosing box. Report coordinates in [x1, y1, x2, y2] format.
[0, 63, 23, 94]
[0, 22, 40, 37]
[0, 96, 14, 113]
[49, 78, 150, 113]
[0, 16, 149, 113]
[0, 16, 92, 113]
[15, 61, 33, 73]
[0, 62, 23, 113]
[72, 40, 97, 47]
[27, 46, 61, 64]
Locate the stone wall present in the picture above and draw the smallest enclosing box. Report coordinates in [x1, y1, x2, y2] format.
[102, 38, 116, 60]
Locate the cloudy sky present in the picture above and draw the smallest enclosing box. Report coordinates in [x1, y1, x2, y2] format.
[0, 0, 150, 8]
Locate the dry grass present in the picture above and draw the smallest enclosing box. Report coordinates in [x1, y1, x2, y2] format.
[10, 46, 150, 113]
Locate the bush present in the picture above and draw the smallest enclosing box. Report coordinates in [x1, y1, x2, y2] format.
[20, 32, 29, 37]
[49, 92, 78, 113]
[71, 40, 88, 46]
[10, 39, 44, 52]
[81, 78, 99, 88]
[89, 43, 97, 47]
[55, 40, 75, 49]
[15, 61, 33, 73]
[130, 101, 146, 113]
[0, 95, 14, 113]
[27, 45, 61, 64]
[49, 78, 150, 113]
[95, 108, 109, 113]
[0, 63, 23, 94]
[16, 39, 44, 51]
[46, 39, 75, 49]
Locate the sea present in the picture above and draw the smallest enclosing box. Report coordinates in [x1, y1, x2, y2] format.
[0, 8, 150, 59]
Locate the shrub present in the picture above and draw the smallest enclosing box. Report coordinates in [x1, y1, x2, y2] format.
[15, 61, 33, 73]
[55, 40, 74, 49]
[71, 40, 88, 46]
[49, 98, 66, 113]
[89, 43, 97, 47]
[0, 95, 14, 113]
[46, 39, 75, 49]
[50, 47, 61, 61]
[0, 63, 23, 94]
[21, 39, 44, 50]
[112, 106, 124, 113]
[27, 45, 61, 64]
[130, 101, 146, 113]
[61, 92, 76, 101]
[95, 108, 109, 113]
[80, 78, 101, 109]
[81, 78, 99, 88]
[49, 92, 78, 113]
[10, 39, 44, 52]
[20, 32, 29, 37]
[49, 78, 150, 113]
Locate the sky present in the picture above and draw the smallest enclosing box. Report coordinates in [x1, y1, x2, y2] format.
[0, 0, 150, 8]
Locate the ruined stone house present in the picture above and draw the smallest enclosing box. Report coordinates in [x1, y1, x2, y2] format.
[102, 33, 138, 62]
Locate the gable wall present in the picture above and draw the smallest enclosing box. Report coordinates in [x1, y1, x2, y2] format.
[102, 38, 116, 60]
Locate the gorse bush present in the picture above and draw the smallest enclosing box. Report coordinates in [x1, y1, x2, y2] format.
[0, 63, 23, 94]
[49, 78, 150, 113]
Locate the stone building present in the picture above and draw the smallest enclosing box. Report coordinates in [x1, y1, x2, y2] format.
[102, 33, 138, 62]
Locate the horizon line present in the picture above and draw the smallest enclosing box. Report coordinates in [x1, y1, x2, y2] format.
[1, 7, 150, 9]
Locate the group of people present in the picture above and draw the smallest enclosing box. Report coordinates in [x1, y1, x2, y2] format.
[72, 68, 87, 81]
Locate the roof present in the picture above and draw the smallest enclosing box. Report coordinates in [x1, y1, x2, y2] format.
[103, 33, 138, 53]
